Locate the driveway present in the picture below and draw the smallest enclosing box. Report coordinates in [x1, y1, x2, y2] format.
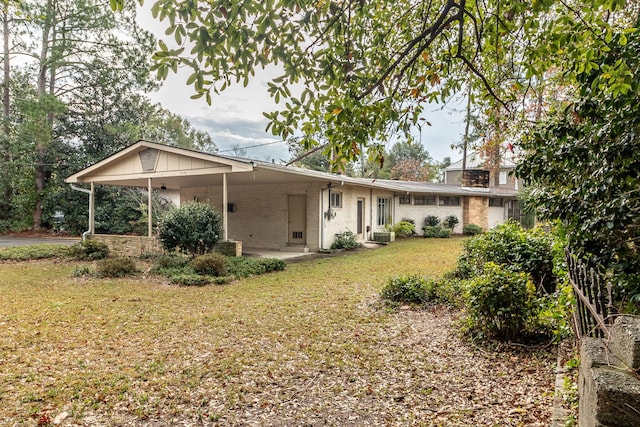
[0, 235, 80, 248]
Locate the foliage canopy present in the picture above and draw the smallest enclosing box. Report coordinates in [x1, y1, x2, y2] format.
[114, 0, 636, 166]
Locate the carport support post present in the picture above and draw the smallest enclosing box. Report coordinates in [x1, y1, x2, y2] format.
[222, 173, 228, 241]
[89, 182, 95, 234]
[147, 178, 153, 237]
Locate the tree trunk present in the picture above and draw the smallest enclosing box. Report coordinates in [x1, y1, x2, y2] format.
[1, 2, 12, 220]
[31, 0, 56, 230]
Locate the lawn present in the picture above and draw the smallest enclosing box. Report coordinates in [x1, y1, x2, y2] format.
[0, 238, 555, 426]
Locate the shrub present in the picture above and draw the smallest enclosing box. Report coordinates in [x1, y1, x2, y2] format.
[258, 258, 287, 273]
[424, 215, 441, 227]
[149, 254, 193, 277]
[444, 215, 459, 231]
[67, 240, 109, 260]
[0, 244, 69, 261]
[463, 224, 483, 236]
[381, 275, 427, 304]
[192, 252, 228, 276]
[169, 273, 211, 286]
[331, 231, 362, 250]
[157, 202, 222, 256]
[153, 254, 191, 270]
[392, 221, 416, 238]
[96, 257, 138, 278]
[451, 221, 556, 293]
[227, 257, 267, 278]
[422, 226, 451, 238]
[400, 218, 415, 225]
[465, 262, 537, 340]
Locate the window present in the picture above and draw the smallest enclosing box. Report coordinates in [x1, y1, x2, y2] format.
[439, 196, 460, 206]
[399, 195, 411, 205]
[499, 171, 508, 185]
[489, 198, 504, 207]
[377, 197, 391, 226]
[330, 191, 342, 208]
[414, 195, 436, 206]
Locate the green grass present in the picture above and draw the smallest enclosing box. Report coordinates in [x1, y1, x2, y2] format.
[0, 238, 555, 425]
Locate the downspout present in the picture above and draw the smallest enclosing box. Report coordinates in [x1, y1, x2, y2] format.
[369, 187, 373, 239]
[70, 183, 92, 241]
[320, 185, 327, 250]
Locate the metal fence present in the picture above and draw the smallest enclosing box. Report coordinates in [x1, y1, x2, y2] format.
[565, 249, 614, 339]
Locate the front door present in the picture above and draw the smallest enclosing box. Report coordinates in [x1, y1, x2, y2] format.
[357, 198, 365, 238]
[288, 195, 306, 245]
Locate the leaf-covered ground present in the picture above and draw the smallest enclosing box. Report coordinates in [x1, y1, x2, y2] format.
[0, 238, 556, 426]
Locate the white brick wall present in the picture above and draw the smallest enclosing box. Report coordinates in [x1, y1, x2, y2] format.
[395, 198, 464, 234]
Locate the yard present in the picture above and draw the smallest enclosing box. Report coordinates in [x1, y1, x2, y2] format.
[0, 238, 556, 426]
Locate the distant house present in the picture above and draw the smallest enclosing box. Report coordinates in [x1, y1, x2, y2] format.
[65, 141, 521, 254]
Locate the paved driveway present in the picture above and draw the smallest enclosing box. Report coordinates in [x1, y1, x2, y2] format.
[0, 236, 80, 248]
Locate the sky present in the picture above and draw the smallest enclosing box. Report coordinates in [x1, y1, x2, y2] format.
[137, 7, 466, 164]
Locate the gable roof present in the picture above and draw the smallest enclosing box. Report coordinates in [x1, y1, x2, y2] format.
[65, 140, 254, 187]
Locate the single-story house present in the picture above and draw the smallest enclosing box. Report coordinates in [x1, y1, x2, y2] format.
[65, 140, 521, 254]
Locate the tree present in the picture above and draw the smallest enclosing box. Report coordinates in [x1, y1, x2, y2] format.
[516, 19, 640, 310]
[386, 141, 436, 181]
[1, 0, 157, 229]
[115, 0, 635, 167]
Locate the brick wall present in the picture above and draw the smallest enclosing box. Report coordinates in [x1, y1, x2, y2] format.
[89, 234, 161, 257]
[463, 196, 488, 230]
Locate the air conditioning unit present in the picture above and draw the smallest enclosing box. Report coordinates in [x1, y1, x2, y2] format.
[373, 231, 395, 243]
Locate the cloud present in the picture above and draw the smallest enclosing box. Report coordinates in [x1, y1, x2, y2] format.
[189, 116, 290, 162]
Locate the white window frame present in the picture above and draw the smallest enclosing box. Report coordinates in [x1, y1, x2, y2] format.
[499, 171, 507, 185]
[377, 197, 391, 226]
[330, 191, 342, 208]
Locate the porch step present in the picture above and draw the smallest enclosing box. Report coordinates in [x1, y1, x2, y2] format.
[280, 245, 309, 253]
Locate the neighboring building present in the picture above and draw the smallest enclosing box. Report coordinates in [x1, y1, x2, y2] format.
[65, 141, 521, 254]
[444, 151, 523, 229]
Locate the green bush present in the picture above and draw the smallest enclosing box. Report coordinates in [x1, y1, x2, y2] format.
[463, 224, 483, 236]
[400, 218, 415, 225]
[157, 202, 222, 256]
[96, 257, 138, 278]
[192, 252, 228, 276]
[153, 254, 191, 269]
[392, 221, 416, 238]
[0, 244, 69, 261]
[465, 262, 537, 340]
[331, 231, 362, 250]
[381, 275, 428, 304]
[380, 275, 461, 306]
[226, 257, 271, 278]
[257, 258, 287, 273]
[444, 215, 459, 231]
[169, 273, 211, 286]
[422, 226, 451, 238]
[149, 254, 193, 277]
[451, 221, 556, 293]
[67, 240, 109, 260]
[424, 215, 441, 227]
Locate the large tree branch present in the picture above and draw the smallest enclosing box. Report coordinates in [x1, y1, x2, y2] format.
[357, 0, 458, 100]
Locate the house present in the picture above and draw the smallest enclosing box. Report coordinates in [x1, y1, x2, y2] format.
[443, 151, 523, 229]
[65, 140, 520, 255]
